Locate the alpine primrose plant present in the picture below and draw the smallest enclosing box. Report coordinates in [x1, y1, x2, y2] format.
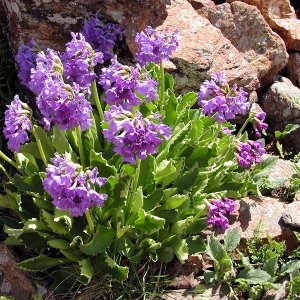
[0, 15, 277, 293]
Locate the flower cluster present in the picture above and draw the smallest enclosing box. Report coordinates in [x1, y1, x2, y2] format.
[15, 38, 37, 89]
[99, 58, 157, 110]
[27, 40, 98, 131]
[198, 72, 250, 122]
[4, 95, 32, 152]
[251, 111, 268, 137]
[206, 198, 236, 231]
[82, 15, 123, 61]
[36, 81, 92, 131]
[29, 49, 63, 95]
[236, 140, 266, 168]
[62, 32, 104, 88]
[135, 25, 179, 66]
[43, 153, 108, 217]
[103, 106, 171, 164]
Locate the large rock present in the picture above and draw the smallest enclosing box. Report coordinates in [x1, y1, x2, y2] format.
[286, 51, 300, 88]
[0, 244, 35, 300]
[197, 1, 288, 88]
[260, 77, 300, 150]
[0, 0, 168, 53]
[227, 0, 300, 51]
[154, 0, 260, 92]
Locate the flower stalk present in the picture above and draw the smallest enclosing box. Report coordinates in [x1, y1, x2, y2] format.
[0, 152, 18, 170]
[32, 126, 48, 166]
[75, 126, 86, 168]
[91, 79, 104, 122]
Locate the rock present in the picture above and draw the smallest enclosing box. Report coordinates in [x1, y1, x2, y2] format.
[286, 51, 300, 88]
[0, 244, 35, 300]
[0, 0, 168, 53]
[231, 196, 299, 250]
[197, 1, 288, 88]
[227, 0, 300, 51]
[260, 77, 300, 150]
[1, 0, 263, 93]
[162, 285, 228, 300]
[154, 0, 260, 93]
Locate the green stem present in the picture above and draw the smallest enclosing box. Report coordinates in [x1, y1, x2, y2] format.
[131, 159, 141, 194]
[0, 163, 14, 181]
[0, 151, 18, 169]
[32, 127, 48, 166]
[237, 117, 251, 138]
[159, 61, 165, 110]
[91, 80, 104, 122]
[75, 126, 86, 168]
[85, 210, 95, 234]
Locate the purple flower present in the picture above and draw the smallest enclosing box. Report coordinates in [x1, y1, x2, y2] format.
[82, 15, 123, 61]
[251, 111, 268, 138]
[236, 140, 266, 168]
[36, 78, 92, 131]
[15, 38, 38, 89]
[103, 106, 171, 164]
[206, 198, 236, 231]
[43, 153, 108, 217]
[4, 95, 32, 152]
[62, 32, 104, 88]
[135, 26, 179, 66]
[198, 72, 250, 122]
[99, 58, 158, 110]
[29, 49, 63, 95]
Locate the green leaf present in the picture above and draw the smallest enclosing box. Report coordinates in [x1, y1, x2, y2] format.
[80, 225, 115, 255]
[263, 256, 278, 277]
[155, 159, 176, 184]
[14, 173, 43, 194]
[47, 239, 70, 250]
[177, 92, 197, 113]
[164, 89, 177, 125]
[137, 155, 155, 189]
[174, 239, 189, 264]
[90, 150, 117, 178]
[40, 209, 72, 234]
[129, 186, 143, 213]
[237, 269, 272, 284]
[206, 235, 228, 262]
[32, 125, 55, 160]
[79, 258, 94, 284]
[186, 236, 206, 254]
[19, 142, 41, 160]
[97, 253, 129, 282]
[134, 209, 165, 234]
[52, 125, 72, 153]
[17, 255, 68, 271]
[281, 260, 300, 274]
[224, 227, 240, 251]
[0, 193, 18, 210]
[165, 194, 188, 210]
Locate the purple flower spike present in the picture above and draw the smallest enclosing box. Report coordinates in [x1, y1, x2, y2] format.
[198, 72, 250, 122]
[135, 25, 179, 66]
[29, 49, 63, 95]
[99, 57, 158, 110]
[36, 78, 92, 131]
[236, 140, 266, 168]
[103, 106, 171, 164]
[15, 38, 38, 89]
[206, 198, 236, 231]
[43, 153, 108, 217]
[252, 111, 268, 138]
[82, 15, 123, 61]
[4, 95, 32, 152]
[62, 32, 104, 88]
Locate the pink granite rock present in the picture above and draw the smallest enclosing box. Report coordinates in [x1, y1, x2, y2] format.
[198, 1, 289, 88]
[227, 0, 300, 50]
